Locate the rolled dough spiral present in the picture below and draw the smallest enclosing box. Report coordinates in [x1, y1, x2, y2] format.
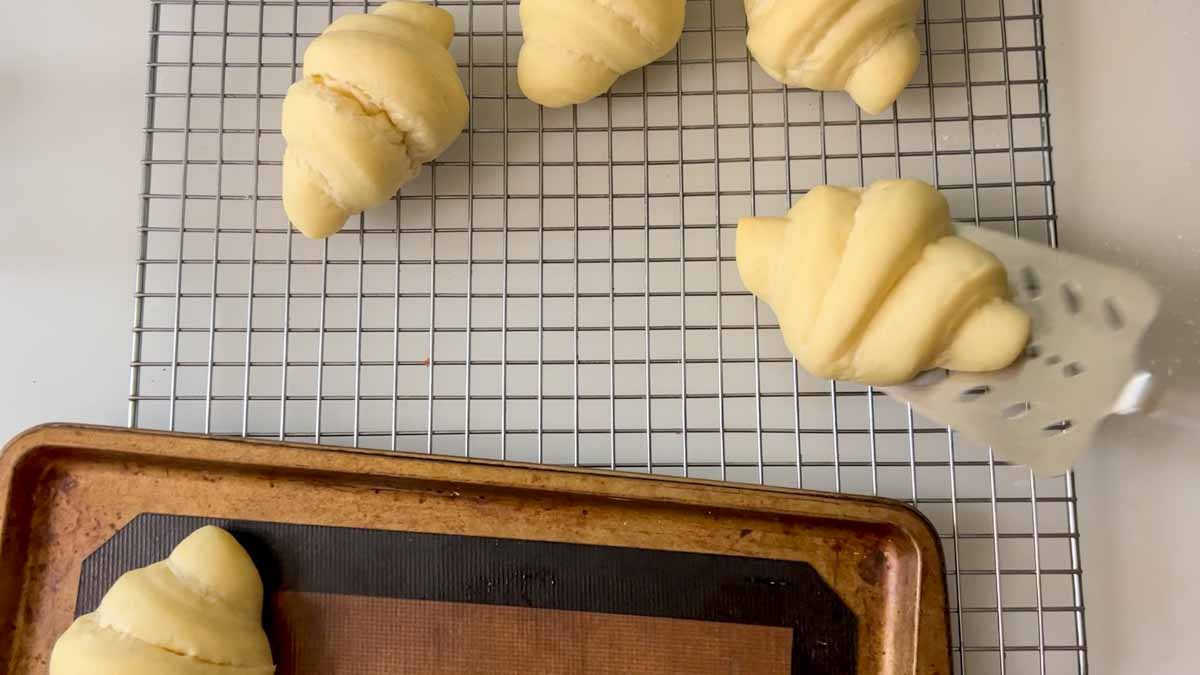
[744, 0, 922, 114]
[736, 179, 1031, 386]
[282, 1, 469, 238]
[517, 0, 686, 107]
[49, 526, 274, 675]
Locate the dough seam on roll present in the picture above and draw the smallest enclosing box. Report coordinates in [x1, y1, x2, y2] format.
[825, 230, 949, 365]
[523, 10, 659, 76]
[862, 234, 1003, 368]
[746, 0, 858, 55]
[311, 74, 389, 117]
[306, 74, 416, 162]
[288, 148, 352, 214]
[162, 559, 257, 620]
[582, 0, 662, 52]
[780, 9, 912, 85]
[833, 22, 913, 79]
[537, 40, 621, 74]
[82, 618, 234, 666]
[284, 74, 415, 220]
[61, 616, 276, 674]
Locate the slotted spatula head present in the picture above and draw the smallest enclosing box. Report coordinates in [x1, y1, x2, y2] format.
[885, 227, 1162, 476]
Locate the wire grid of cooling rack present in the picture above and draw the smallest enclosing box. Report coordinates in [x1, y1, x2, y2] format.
[128, 0, 1083, 672]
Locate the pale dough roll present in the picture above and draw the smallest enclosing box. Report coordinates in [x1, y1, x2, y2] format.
[744, 0, 922, 114]
[736, 179, 1030, 386]
[518, 0, 686, 108]
[282, 1, 468, 238]
[49, 526, 275, 675]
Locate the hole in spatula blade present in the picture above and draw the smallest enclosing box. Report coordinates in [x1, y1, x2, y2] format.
[1021, 266, 1042, 299]
[1103, 297, 1125, 331]
[1042, 420, 1073, 436]
[1061, 282, 1083, 314]
[959, 385, 991, 402]
[1064, 362, 1085, 377]
[1002, 402, 1032, 419]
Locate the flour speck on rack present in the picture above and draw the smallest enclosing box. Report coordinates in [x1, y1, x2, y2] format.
[129, 1, 1085, 672]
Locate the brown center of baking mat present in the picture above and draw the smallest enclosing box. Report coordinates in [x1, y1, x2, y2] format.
[273, 593, 793, 674]
[76, 514, 858, 674]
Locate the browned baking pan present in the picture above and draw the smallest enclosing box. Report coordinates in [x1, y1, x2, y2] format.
[0, 424, 950, 674]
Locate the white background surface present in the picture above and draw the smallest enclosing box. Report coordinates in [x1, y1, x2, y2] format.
[1, 1, 1196, 671]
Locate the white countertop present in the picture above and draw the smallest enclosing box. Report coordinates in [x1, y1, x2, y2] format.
[2, 1, 1197, 671]
[1040, 2, 1200, 672]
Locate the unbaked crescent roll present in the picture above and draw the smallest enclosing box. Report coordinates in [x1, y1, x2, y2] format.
[744, 0, 922, 114]
[49, 526, 274, 675]
[736, 179, 1030, 386]
[282, 1, 469, 238]
[518, 0, 686, 107]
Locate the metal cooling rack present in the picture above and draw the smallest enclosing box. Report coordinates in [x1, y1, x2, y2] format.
[129, 0, 1085, 672]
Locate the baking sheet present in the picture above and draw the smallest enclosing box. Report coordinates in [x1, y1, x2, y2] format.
[1, 424, 950, 673]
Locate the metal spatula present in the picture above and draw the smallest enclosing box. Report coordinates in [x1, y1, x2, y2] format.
[885, 227, 1163, 476]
